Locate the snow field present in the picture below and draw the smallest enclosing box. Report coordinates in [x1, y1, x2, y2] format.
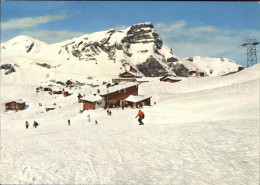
[0, 64, 259, 184]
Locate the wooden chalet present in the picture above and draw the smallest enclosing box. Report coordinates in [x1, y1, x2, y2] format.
[112, 71, 142, 83]
[100, 82, 139, 108]
[82, 94, 104, 110]
[125, 95, 151, 108]
[5, 99, 25, 111]
[66, 80, 74, 87]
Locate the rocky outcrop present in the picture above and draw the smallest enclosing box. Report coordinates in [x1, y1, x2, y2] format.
[137, 56, 168, 77]
[26, 42, 34, 53]
[0, 64, 16, 75]
[36, 62, 51, 69]
[169, 63, 190, 77]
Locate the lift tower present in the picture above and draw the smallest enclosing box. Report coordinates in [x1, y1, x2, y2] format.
[241, 39, 259, 67]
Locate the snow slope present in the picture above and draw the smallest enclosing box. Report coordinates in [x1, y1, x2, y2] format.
[0, 64, 259, 184]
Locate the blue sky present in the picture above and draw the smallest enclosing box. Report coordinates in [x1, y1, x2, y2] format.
[1, 1, 260, 66]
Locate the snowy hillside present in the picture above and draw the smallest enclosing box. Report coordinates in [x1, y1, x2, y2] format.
[1, 22, 243, 85]
[1, 64, 259, 184]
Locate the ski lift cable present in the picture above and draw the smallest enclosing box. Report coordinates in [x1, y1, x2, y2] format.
[211, 46, 244, 58]
[211, 46, 243, 57]
[213, 47, 245, 58]
[211, 45, 242, 57]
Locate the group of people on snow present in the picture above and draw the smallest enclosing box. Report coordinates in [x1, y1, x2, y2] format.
[25, 121, 39, 129]
[26, 109, 145, 129]
[106, 110, 112, 116]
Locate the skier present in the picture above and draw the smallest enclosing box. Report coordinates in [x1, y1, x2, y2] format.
[109, 110, 112, 116]
[33, 121, 39, 128]
[25, 121, 29, 129]
[136, 110, 145, 125]
[107, 109, 109, 115]
[68, 119, 70, 126]
[95, 120, 98, 125]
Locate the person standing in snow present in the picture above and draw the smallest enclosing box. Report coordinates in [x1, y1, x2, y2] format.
[136, 110, 145, 125]
[33, 121, 39, 128]
[95, 120, 98, 125]
[87, 114, 90, 122]
[107, 109, 109, 115]
[25, 121, 29, 129]
[109, 110, 112, 116]
[68, 119, 70, 126]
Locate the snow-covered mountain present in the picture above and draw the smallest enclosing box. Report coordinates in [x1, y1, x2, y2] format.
[1, 22, 243, 85]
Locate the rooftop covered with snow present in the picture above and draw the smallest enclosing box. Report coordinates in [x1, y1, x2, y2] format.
[82, 94, 103, 102]
[125, 95, 151, 103]
[99, 82, 139, 96]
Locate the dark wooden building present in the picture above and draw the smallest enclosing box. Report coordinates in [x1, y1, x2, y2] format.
[100, 82, 139, 108]
[125, 95, 151, 108]
[82, 94, 104, 110]
[5, 99, 25, 111]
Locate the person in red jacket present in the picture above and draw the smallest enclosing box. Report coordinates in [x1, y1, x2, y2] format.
[136, 110, 145, 125]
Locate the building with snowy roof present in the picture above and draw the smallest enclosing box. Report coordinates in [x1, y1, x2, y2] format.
[4, 99, 26, 111]
[99, 82, 139, 108]
[112, 71, 142, 83]
[82, 94, 105, 110]
[125, 95, 151, 108]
